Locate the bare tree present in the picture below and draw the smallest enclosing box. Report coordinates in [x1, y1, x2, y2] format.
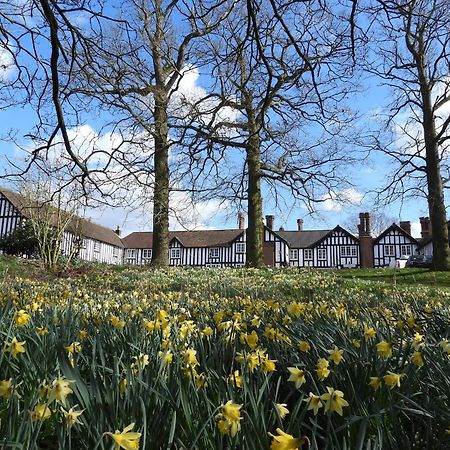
[363, 0, 450, 270]
[178, 0, 360, 267]
[63, 0, 234, 267]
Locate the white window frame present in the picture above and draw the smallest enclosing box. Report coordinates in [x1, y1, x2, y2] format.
[93, 241, 100, 252]
[209, 247, 220, 258]
[206, 263, 222, 268]
[384, 245, 395, 257]
[290, 249, 299, 260]
[113, 247, 119, 257]
[400, 244, 411, 256]
[304, 249, 313, 260]
[317, 248, 327, 260]
[170, 248, 181, 259]
[80, 238, 87, 249]
[235, 243, 246, 254]
[142, 249, 152, 260]
[340, 245, 357, 257]
[127, 249, 136, 258]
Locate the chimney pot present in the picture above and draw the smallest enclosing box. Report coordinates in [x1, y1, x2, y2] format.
[265, 215, 275, 230]
[238, 212, 245, 230]
[114, 226, 121, 236]
[400, 220, 411, 236]
[297, 218, 304, 231]
[420, 216, 431, 239]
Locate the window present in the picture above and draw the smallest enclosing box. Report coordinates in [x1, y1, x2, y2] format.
[304, 249, 313, 260]
[127, 249, 136, 258]
[400, 245, 411, 256]
[113, 247, 119, 257]
[340, 246, 357, 257]
[170, 248, 181, 259]
[317, 248, 327, 260]
[206, 263, 221, 268]
[209, 247, 220, 258]
[93, 241, 100, 252]
[80, 239, 87, 249]
[384, 245, 395, 256]
[290, 249, 299, 260]
[236, 243, 246, 254]
[142, 249, 152, 260]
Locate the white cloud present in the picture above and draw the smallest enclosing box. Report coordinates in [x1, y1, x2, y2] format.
[410, 221, 421, 238]
[0, 47, 15, 82]
[321, 188, 363, 212]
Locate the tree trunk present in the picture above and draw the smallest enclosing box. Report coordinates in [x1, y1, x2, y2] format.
[151, 92, 170, 267]
[246, 108, 264, 268]
[422, 110, 450, 270]
[419, 58, 450, 271]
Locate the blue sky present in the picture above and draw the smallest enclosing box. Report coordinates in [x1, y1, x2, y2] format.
[0, 17, 434, 239]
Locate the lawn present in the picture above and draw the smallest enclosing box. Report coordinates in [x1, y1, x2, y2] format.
[332, 267, 450, 290]
[0, 261, 449, 449]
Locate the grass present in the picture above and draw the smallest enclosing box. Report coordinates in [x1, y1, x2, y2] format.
[0, 264, 449, 449]
[332, 268, 450, 290]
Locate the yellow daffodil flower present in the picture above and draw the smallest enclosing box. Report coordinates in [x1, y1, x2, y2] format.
[297, 341, 310, 352]
[31, 403, 52, 421]
[275, 403, 289, 419]
[303, 392, 323, 415]
[321, 387, 349, 416]
[0, 379, 13, 399]
[107, 423, 141, 450]
[48, 377, 74, 405]
[287, 367, 306, 388]
[61, 406, 84, 428]
[328, 346, 344, 365]
[383, 371, 403, 389]
[4, 337, 26, 358]
[15, 309, 31, 327]
[368, 377, 383, 391]
[411, 351, 424, 368]
[268, 428, 310, 450]
[216, 401, 243, 437]
[376, 341, 392, 358]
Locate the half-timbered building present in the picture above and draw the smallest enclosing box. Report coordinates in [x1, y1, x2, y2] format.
[373, 222, 418, 267]
[278, 225, 360, 268]
[122, 217, 290, 268]
[0, 187, 124, 264]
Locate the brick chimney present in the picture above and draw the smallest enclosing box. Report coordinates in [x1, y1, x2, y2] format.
[265, 215, 274, 230]
[238, 212, 245, 230]
[297, 219, 304, 231]
[419, 217, 431, 239]
[114, 226, 121, 236]
[399, 221, 411, 236]
[358, 212, 373, 268]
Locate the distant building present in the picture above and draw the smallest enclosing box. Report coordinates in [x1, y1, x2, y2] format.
[0, 186, 441, 268]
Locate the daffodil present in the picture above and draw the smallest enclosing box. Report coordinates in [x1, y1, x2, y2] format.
[298, 341, 310, 352]
[61, 406, 84, 429]
[383, 371, 402, 389]
[15, 309, 31, 326]
[287, 367, 306, 388]
[0, 379, 13, 399]
[328, 346, 344, 365]
[376, 341, 392, 358]
[368, 376, 382, 391]
[107, 423, 141, 450]
[216, 401, 243, 437]
[36, 326, 48, 336]
[275, 403, 289, 419]
[316, 358, 330, 381]
[229, 370, 242, 388]
[48, 377, 74, 405]
[321, 387, 349, 416]
[4, 337, 26, 358]
[303, 392, 323, 415]
[411, 351, 424, 368]
[268, 428, 310, 450]
[31, 403, 52, 421]
[363, 325, 376, 341]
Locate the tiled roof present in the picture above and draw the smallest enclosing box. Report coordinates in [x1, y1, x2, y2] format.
[0, 187, 123, 248]
[122, 229, 244, 249]
[373, 223, 418, 244]
[277, 230, 331, 248]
